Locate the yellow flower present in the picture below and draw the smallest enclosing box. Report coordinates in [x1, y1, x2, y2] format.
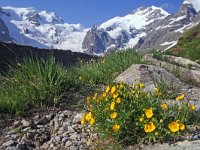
[93, 93, 98, 100]
[110, 112, 117, 119]
[113, 92, 119, 99]
[85, 112, 92, 121]
[144, 122, 156, 133]
[168, 121, 179, 132]
[139, 117, 144, 122]
[138, 83, 145, 88]
[189, 104, 196, 110]
[102, 92, 107, 98]
[112, 124, 120, 132]
[179, 123, 185, 131]
[145, 108, 153, 118]
[105, 86, 110, 93]
[119, 82, 124, 89]
[86, 96, 90, 104]
[111, 86, 116, 94]
[110, 102, 115, 110]
[89, 117, 95, 125]
[81, 113, 86, 125]
[176, 94, 184, 101]
[155, 132, 159, 136]
[116, 97, 121, 104]
[79, 76, 83, 80]
[161, 103, 168, 110]
[154, 87, 159, 93]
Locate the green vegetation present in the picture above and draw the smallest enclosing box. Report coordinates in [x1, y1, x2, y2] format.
[0, 57, 67, 115]
[82, 83, 199, 146]
[164, 23, 200, 61]
[0, 49, 143, 115]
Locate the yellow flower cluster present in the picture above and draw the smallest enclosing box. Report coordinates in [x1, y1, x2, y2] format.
[168, 121, 185, 132]
[81, 112, 95, 125]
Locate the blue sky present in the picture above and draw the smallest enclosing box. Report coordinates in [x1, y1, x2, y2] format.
[0, 0, 183, 27]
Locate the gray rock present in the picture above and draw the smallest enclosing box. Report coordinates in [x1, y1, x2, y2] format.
[70, 133, 80, 140]
[65, 141, 72, 147]
[62, 137, 68, 143]
[35, 116, 50, 125]
[72, 113, 83, 124]
[82, 26, 116, 54]
[13, 121, 21, 128]
[16, 143, 26, 150]
[37, 125, 45, 128]
[55, 136, 61, 143]
[10, 134, 19, 140]
[22, 127, 31, 132]
[2, 140, 15, 147]
[21, 119, 31, 127]
[144, 55, 200, 87]
[115, 64, 182, 92]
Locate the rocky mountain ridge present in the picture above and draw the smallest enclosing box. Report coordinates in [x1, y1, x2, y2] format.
[0, 0, 200, 54]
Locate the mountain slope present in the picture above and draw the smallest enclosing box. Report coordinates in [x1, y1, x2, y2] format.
[83, 6, 169, 54]
[0, 6, 88, 52]
[0, 0, 200, 55]
[165, 22, 200, 61]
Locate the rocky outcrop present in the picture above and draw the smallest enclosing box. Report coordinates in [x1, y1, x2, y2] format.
[0, 18, 11, 42]
[82, 26, 116, 54]
[115, 64, 183, 92]
[136, 3, 199, 52]
[144, 54, 200, 87]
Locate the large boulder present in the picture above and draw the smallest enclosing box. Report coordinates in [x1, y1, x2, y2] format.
[115, 64, 183, 92]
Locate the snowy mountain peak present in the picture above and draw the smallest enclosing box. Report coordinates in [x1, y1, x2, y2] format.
[0, 6, 87, 51]
[183, 0, 200, 12]
[1, 6, 64, 24]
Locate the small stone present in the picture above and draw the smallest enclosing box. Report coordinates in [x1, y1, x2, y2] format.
[37, 125, 45, 128]
[2, 140, 15, 146]
[65, 141, 72, 147]
[81, 138, 87, 144]
[50, 143, 54, 148]
[49, 120, 54, 126]
[7, 130, 15, 135]
[60, 124, 68, 132]
[22, 127, 31, 132]
[11, 134, 19, 140]
[21, 119, 31, 127]
[13, 121, 21, 128]
[72, 113, 83, 124]
[36, 116, 50, 125]
[55, 136, 61, 143]
[70, 133, 80, 140]
[17, 143, 26, 150]
[62, 137, 68, 143]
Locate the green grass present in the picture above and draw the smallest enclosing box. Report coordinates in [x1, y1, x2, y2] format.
[0, 57, 67, 115]
[65, 49, 144, 88]
[164, 23, 200, 61]
[0, 49, 143, 115]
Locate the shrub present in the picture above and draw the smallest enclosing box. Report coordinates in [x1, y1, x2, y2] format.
[82, 83, 197, 145]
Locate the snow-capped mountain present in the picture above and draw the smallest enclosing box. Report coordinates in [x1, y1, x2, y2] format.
[83, 6, 170, 54]
[0, 6, 88, 52]
[0, 0, 200, 54]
